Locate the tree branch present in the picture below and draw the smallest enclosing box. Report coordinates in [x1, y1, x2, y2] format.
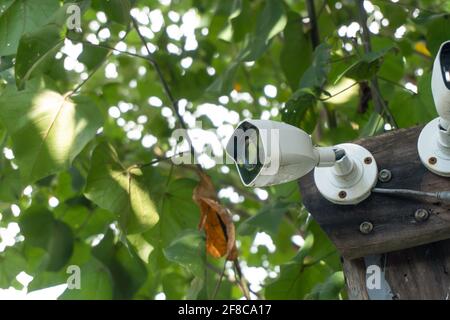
[131, 17, 202, 170]
[306, 0, 338, 136]
[75, 39, 151, 61]
[357, 0, 398, 128]
[69, 24, 132, 96]
[318, 81, 359, 101]
[378, 76, 418, 95]
[127, 150, 187, 171]
[212, 261, 227, 300]
[70, 62, 104, 96]
[206, 262, 258, 299]
[306, 0, 320, 49]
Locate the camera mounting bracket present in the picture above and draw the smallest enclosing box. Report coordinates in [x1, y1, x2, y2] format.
[418, 117, 450, 177]
[314, 143, 378, 205]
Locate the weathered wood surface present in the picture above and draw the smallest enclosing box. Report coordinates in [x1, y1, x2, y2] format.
[343, 239, 450, 300]
[342, 258, 369, 300]
[299, 125, 450, 259]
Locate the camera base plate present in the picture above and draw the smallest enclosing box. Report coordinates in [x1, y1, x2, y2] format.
[418, 117, 450, 177]
[314, 143, 378, 205]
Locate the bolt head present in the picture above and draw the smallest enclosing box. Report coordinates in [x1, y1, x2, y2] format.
[428, 157, 437, 165]
[378, 169, 392, 182]
[414, 209, 429, 222]
[364, 157, 373, 164]
[338, 190, 347, 199]
[359, 221, 373, 234]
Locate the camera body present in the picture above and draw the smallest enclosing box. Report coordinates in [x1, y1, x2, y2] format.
[225, 120, 335, 187]
[432, 41, 450, 128]
[418, 40, 450, 176]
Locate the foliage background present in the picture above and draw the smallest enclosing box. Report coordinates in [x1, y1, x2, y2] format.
[0, 0, 448, 299]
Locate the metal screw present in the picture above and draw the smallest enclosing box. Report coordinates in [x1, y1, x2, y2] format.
[364, 157, 373, 164]
[338, 190, 347, 199]
[428, 157, 437, 165]
[414, 209, 429, 222]
[359, 221, 373, 234]
[378, 169, 392, 182]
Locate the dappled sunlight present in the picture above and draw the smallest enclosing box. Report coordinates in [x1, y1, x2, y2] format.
[0, 222, 20, 252]
[0, 0, 444, 301]
[325, 78, 359, 104]
[0, 283, 67, 300]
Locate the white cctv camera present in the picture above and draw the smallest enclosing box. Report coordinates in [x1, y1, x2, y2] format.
[418, 40, 450, 176]
[226, 119, 378, 204]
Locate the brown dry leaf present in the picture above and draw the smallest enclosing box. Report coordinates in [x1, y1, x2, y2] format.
[193, 172, 238, 260]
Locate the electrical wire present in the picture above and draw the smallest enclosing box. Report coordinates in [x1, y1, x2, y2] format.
[372, 188, 450, 203]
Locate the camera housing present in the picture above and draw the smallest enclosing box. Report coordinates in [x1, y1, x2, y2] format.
[418, 40, 450, 176]
[226, 120, 378, 204]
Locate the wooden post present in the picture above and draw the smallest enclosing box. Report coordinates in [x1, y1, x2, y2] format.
[298, 126, 450, 299]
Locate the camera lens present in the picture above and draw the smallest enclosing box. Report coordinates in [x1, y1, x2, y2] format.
[243, 132, 259, 171]
[441, 42, 450, 89]
[229, 121, 264, 185]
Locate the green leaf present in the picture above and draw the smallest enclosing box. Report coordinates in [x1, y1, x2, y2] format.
[375, 1, 408, 29]
[299, 43, 331, 89]
[229, 0, 254, 43]
[305, 220, 340, 271]
[217, 0, 242, 42]
[187, 276, 205, 299]
[0, 0, 60, 56]
[239, 202, 289, 236]
[27, 269, 67, 292]
[359, 112, 385, 137]
[426, 14, 450, 56]
[127, 233, 153, 263]
[164, 230, 205, 279]
[0, 248, 27, 288]
[0, 87, 104, 184]
[0, 55, 14, 72]
[281, 88, 318, 133]
[144, 178, 199, 247]
[280, 12, 312, 90]
[267, 262, 330, 299]
[57, 206, 89, 231]
[59, 257, 113, 300]
[162, 271, 189, 299]
[335, 46, 394, 84]
[307, 271, 345, 300]
[239, 0, 287, 62]
[20, 206, 74, 271]
[92, 229, 148, 299]
[94, 0, 131, 25]
[265, 234, 324, 299]
[377, 54, 405, 83]
[413, 12, 447, 25]
[206, 62, 239, 95]
[0, 161, 22, 203]
[27, 241, 90, 292]
[265, 222, 340, 299]
[390, 73, 437, 127]
[78, 208, 115, 239]
[207, 0, 286, 95]
[78, 43, 110, 70]
[0, 0, 15, 18]
[20, 206, 54, 248]
[15, 23, 64, 89]
[54, 171, 76, 202]
[45, 220, 75, 271]
[84, 143, 159, 234]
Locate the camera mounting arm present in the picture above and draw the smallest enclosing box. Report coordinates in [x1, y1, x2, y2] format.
[314, 144, 378, 205]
